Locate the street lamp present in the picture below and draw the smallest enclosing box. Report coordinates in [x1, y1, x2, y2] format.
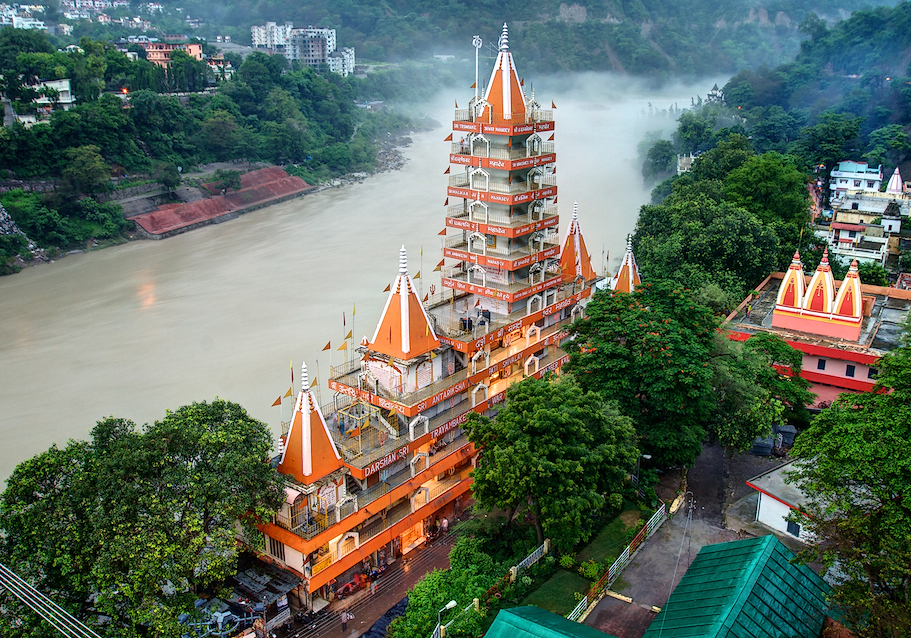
[436, 600, 457, 638]
[635, 454, 652, 486]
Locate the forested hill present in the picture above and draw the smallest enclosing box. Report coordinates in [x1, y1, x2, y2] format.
[143, 0, 895, 76]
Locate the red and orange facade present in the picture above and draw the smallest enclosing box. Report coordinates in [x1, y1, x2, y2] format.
[252, 26, 640, 615]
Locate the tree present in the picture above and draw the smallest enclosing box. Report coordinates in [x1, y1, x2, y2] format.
[0, 400, 283, 637]
[642, 139, 675, 180]
[788, 338, 911, 638]
[857, 261, 890, 287]
[212, 168, 242, 193]
[60, 144, 111, 196]
[463, 375, 638, 549]
[566, 282, 718, 468]
[864, 124, 910, 170]
[153, 161, 181, 196]
[724, 152, 810, 226]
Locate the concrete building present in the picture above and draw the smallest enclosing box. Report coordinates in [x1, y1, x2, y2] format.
[725, 250, 911, 408]
[251, 25, 621, 615]
[285, 26, 355, 76]
[746, 462, 812, 542]
[141, 42, 203, 68]
[251, 21, 294, 50]
[829, 160, 882, 201]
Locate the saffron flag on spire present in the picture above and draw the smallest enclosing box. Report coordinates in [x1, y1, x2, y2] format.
[322, 341, 331, 351]
[284, 386, 293, 398]
[337, 341, 347, 351]
[423, 294, 429, 302]
[444, 133, 453, 141]
[414, 271, 421, 279]
[439, 228, 447, 235]
[551, 101, 556, 108]
[310, 376, 317, 388]
[455, 100, 458, 108]
[345, 330, 352, 340]
[470, 82, 476, 89]
[384, 283, 391, 292]
[271, 396, 282, 407]
[444, 167, 450, 174]
[548, 134, 554, 141]
[444, 198, 449, 206]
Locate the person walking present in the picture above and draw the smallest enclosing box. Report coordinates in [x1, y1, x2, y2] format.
[341, 610, 352, 633]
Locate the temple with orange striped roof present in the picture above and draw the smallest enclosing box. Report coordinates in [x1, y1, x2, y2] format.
[253, 26, 623, 620]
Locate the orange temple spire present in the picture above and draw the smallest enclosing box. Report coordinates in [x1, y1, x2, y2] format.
[368, 246, 440, 360]
[612, 234, 641, 294]
[479, 24, 526, 122]
[560, 202, 596, 283]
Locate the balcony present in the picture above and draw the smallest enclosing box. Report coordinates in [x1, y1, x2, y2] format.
[442, 266, 561, 293]
[448, 173, 557, 193]
[450, 142, 555, 159]
[453, 108, 554, 126]
[444, 233, 559, 261]
[445, 204, 558, 229]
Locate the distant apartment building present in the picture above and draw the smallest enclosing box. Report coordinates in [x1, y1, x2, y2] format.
[253, 22, 355, 76]
[830, 160, 883, 202]
[141, 42, 203, 67]
[251, 21, 294, 49]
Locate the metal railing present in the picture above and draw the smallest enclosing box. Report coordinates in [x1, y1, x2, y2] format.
[442, 269, 562, 295]
[453, 108, 554, 124]
[445, 204, 558, 227]
[516, 540, 549, 574]
[447, 174, 557, 193]
[444, 237, 560, 261]
[449, 142, 555, 158]
[566, 502, 668, 622]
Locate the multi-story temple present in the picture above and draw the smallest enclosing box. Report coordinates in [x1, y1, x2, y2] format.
[252, 25, 640, 617]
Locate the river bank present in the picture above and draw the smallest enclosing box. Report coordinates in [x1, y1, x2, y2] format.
[2, 135, 413, 274]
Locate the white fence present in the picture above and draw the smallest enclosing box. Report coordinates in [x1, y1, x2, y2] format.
[566, 503, 668, 622]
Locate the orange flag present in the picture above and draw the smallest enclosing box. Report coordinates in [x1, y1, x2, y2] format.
[455, 100, 458, 108]
[283, 386, 293, 398]
[310, 376, 317, 388]
[438, 229, 447, 235]
[548, 134, 554, 141]
[344, 330, 352, 340]
[444, 133, 453, 141]
[414, 271, 421, 279]
[470, 82, 476, 89]
[322, 341, 331, 351]
[551, 101, 556, 108]
[384, 283, 391, 292]
[337, 341, 348, 351]
[423, 293, 429, 302]
[520, 78, 524, 86]
[444, 167, 450, 174]
[271, 396, 282, 407]
[444, 198, 449, 206]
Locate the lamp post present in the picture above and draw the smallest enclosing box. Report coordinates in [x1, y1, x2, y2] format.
[436, 600, 457, 638]
[635, 454, 652, 486]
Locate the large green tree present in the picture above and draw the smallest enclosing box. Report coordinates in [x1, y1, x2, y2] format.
[566, 282, 718, 468]
[0, 399, 283, 637]
[463, 375, 638, 550]
[788, 338, 911, 638]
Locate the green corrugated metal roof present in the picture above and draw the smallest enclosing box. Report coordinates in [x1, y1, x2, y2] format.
[485, 606, 618, 638]
[642, 535, 829, 638]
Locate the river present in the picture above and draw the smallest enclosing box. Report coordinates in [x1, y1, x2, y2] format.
[0, 74, 717, 484]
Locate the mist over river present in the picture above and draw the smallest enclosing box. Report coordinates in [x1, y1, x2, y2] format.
[0, 74, 720, 484]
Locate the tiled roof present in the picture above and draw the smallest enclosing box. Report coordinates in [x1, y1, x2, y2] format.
[486, 607, 617, 638]
[642, 535, 829, 638]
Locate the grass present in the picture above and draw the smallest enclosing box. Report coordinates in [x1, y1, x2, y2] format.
[518, 508, 643, 615]
[576, 509, 641, 565]
[521, 569, 592, 616]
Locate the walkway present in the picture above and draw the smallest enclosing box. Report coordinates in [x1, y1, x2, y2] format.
[285, 533, 457, 638]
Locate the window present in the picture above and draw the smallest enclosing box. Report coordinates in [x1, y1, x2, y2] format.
[817, 359, 826, 370]
[268, 536, 286, 562]
[867, 181, 875, 188]
[787, 520, 801, 537]
[846, 364, 856, 378]
[851, 202, 859, 210]
[849, 230, 857, 238]
[869, 367, 878, 379]
[854, 180, 861, 187]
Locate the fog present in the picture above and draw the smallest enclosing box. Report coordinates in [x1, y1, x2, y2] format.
[0, 73, 722, 485]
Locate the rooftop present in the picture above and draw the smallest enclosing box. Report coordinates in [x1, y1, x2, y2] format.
[746, 460, 809, 510]
[726, 272, 911, 357]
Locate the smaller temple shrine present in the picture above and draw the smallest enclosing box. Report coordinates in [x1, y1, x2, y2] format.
[772, 249, 866, 341]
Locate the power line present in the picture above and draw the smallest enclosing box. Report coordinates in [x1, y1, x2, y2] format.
[0, 562, 103, 638]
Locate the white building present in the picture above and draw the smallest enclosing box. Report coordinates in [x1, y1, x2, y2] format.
[283, 26, 355, 77]
[826, 222, 889, 266]
[830, 160, 882, 200]
[746, 462, 813, 543]
[251, 21, 294, 49]
[327, 46, 355, 77]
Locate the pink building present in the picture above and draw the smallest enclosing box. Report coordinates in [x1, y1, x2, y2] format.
[141, 42, 203, 68]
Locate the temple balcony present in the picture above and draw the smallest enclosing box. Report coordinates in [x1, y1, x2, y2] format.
[450, 142, 554, 159]
[448, 173, 557, 193]
[453, 108, 554, 126]
[303, 470, 472, 589]
[445, 204, 557, 229]
[442, 266, 562, 293]
[443, 233, 560, 269]
[267, 434, 475, 551]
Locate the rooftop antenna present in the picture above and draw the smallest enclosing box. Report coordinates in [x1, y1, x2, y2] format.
[472, 35, 482, 100]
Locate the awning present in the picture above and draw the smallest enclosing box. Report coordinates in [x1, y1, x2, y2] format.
[285, 486, 302, 505]
[231, 558, 302, 606]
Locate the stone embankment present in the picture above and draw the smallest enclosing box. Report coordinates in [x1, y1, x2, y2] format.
[0, 201, 47, 264]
